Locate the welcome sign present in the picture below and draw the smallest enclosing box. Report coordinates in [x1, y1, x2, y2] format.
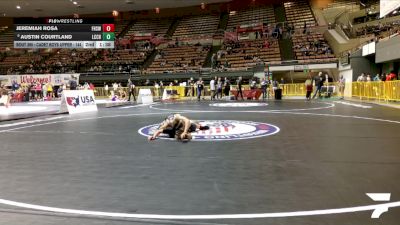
[4, 74, 79, 86]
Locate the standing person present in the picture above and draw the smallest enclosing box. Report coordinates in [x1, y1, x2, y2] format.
[210, 77, 216, 100]
[250, 78, 257, 90]
[223, 77, 231, 99]
[235, 76, 244, 100]
[272, 79, 279, 93]
[338, 75, 345, 100]
[42, 83, 47, 101]
[261, 77, 268, 100]
[305, 76, 313, 100]
[30, 83, 36, 101]
[154, 81, 160, 99]
[69, 77, 77, 90]
[113, 82, 118, 93]
[196, 78, 204, 101]
[47, 82, 53, 99]
[312, 72, 323, 99]
[0, 85, 11, 108]
[387, 71, 397, 81]
[127, 78, 136, 102]
[104, 82, 109, 96]
[213, 77, 223, 100]
[211, 53, 216, 69]
[186, 78, 194, 97]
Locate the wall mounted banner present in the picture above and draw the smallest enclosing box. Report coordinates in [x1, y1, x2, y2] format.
[4, 74, 79, 86]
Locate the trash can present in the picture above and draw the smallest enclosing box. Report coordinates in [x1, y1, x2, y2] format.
[274, 88, 282, 100]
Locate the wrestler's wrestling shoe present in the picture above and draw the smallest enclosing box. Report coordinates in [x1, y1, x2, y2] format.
[199, 126, 210, 130]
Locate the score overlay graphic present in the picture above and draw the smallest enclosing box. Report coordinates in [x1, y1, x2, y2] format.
[13, 18, 115, 49]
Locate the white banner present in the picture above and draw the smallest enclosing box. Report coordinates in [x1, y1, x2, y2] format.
[137, 89, 153, 104]
[3, 74, 79, 86]
[380, 0, 400, 18]
[60, 90, 97, 114]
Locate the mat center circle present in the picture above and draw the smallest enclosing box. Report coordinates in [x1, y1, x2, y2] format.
[138, 120, 280, 141]
[209, 103, 269, 107]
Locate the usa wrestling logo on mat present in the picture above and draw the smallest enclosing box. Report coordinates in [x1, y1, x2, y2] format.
[138, 120, 280, 141]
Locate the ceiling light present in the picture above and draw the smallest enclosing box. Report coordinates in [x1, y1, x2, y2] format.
[16, 5, 21, 9]
[73, 1, 78, 5]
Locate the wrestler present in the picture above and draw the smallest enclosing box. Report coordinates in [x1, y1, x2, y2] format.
[148, 114, 209, 141]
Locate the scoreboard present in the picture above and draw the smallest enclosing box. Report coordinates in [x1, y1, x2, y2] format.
[14, 18, 115, 49]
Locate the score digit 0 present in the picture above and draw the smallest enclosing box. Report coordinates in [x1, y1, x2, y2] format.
[102, 32, 115, 41]
[102, 24, 115, 32]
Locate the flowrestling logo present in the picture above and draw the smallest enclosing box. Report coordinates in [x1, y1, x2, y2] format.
[138, 120, 279, 141]
[210, 103, 268, 107]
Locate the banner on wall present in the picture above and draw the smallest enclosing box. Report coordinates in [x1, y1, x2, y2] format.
[380, 0, 400, 18]
[3, 74, 80, 86]
[60, 90, 97, 114]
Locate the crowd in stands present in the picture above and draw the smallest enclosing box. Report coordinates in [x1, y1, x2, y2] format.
[91, 41, 154, 72]
[0, 1, 342, 75]
[226, 5, 276, 32]
[292, 32, 335, 60]
[354, 20, 400, 40]
[215, 38, 281, 70]
[283, 0, 336, 62]
[356, 71, 399, 82]
[173, 14, 219, 38]
[146, 42, 210, 73]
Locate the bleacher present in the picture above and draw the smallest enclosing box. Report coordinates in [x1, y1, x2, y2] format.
[0, 30, 14, 48]
[284, 0, 316, 29]
[0, 52, 44, 74]
[292, 33, 336, 63]
[94, 48, 151, 66]
[0, 1, 345, 75]
[114, 20, 131, 37]
[218, 38, 281, 69]
[125, 18, 173, 37]
[146, 44, 209, 73]
[46, 49, 93, 66]
[0, 26, 8, 33]
[173, 14, 219, 38]
[325, 0, 358, 9]
[227, 6, 276, 31]
[284, 0, 336, 62]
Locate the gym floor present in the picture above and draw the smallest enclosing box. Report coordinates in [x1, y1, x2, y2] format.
[0, 100, 399, 225]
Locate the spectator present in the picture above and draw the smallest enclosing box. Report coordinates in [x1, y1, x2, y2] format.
[210, 77, 216, 100]
[312, 72, 323, 99]
[305, 76, 313, 100]
[386, 71, 397, 81]
[338, 75, 345, 100]
[223, 77, 231, 97]
[196, 78, 204, 101]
